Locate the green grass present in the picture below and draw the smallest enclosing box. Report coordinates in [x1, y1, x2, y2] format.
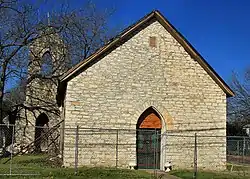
[3, 155, 250, 179]
[0, 155, 152, 179]
[170, 169, 250, 179]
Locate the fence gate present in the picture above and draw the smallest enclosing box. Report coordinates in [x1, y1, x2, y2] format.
[136, 129, 161, 169]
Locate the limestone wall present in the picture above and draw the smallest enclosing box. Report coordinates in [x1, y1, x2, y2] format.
[63, 20, 227, 170]
[15, 31, 66, 152]
[63, 128, 136, 168]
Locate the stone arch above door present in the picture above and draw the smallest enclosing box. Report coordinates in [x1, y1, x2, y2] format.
[133, 101, 174, 131]
[137, 107, 162, 129]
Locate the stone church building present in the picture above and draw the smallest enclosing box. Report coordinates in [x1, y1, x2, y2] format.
[56, 10, 234, 170]
[5, 10, 234, 171]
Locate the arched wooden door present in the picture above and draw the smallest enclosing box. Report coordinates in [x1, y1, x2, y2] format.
[136, 107, 161, 169]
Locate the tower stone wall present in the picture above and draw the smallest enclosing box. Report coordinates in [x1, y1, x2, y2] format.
[15, 30, 67, 153]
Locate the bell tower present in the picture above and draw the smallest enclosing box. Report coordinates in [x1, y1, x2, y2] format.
[16, 28, 68, 153]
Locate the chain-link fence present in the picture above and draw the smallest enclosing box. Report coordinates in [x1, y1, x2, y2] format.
[65, 127, 250, 177]
[64, 127, 199, 178]
[0, 123, 61, 176]
[69, 128, 163, 170]
[1, 123, 250, 178]
[227, 136, 250, 165]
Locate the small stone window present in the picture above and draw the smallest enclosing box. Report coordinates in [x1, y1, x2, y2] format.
[149, 36, 157, 47]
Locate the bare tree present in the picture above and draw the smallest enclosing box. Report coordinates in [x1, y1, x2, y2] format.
[59, 2, 115, 65]
[0, 0, 39, 122]
[227, 67, 250, 135]
[0, 0, 116, 155]
[0, 0, 115, 124]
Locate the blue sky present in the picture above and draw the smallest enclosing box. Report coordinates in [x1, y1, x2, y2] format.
[37, 0, 250, 83]
[89, 0, 250, 82]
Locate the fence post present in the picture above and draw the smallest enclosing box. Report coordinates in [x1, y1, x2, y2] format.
[193, 133, 197, 179]
[9, 124, 15, 176]
[237, 140, 240, 164]
[243, 137, 246, 164]
[75, 126, 79, 175]
[116, 129, 118, 168]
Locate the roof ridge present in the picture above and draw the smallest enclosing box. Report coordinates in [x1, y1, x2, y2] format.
[57, 10, 234, 106]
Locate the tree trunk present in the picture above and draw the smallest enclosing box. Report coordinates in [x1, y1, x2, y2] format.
[0, 61, 7, 124]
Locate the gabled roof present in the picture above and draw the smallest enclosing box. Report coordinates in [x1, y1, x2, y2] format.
[57, 10, 234, 105]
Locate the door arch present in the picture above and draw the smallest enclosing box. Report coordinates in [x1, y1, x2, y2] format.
[136, 107, 162, 169]
[34, 113, 49, 153]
